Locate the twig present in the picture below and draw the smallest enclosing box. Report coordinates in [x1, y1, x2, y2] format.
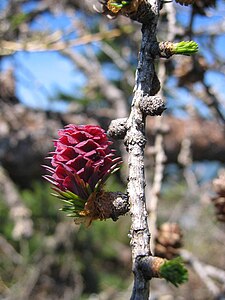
[204, 265, 225, 284]
[61, 48, 128, 118]
[188, 83, 225, 123]
[0, 28, 129, 55]
[0, 235, 22, 264]
[99, 41, 135, 87]
[180, 249, 224, 297]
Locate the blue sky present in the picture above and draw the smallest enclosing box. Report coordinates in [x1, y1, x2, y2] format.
[1, 0, 225, 113]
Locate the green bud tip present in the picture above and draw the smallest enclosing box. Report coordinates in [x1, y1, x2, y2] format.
[173, 41, 198, 55]
[110, 1, 130, 8]
[159, 257, 188, 287]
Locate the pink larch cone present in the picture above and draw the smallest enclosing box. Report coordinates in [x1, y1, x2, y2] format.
[43, 124, 122, 223]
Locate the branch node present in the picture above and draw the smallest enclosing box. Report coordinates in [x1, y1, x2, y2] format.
[111, 192, 130, 221]
[140, 95, 166, 116]
[107, 118, 127, 140]
[159, 41, 198, 58]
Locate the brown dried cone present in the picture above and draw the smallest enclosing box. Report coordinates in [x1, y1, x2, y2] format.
[174, 55, 208, 86]
[155, 223, 183, 260]
[211, 170, 225, 222]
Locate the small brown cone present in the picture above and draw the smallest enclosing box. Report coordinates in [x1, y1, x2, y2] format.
[155, 223, 183, 260]
[211, 170, 225, 222]
[174, 56, 208, 86]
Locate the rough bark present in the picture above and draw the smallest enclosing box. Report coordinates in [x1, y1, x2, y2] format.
[124, 1, 162, 298]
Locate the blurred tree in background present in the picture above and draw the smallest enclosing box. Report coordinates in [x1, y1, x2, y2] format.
[0, 0, 225, 299]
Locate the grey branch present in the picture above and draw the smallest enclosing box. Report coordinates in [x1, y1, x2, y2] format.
[180, 249, 225, 297]
[123, 1, 163, 299]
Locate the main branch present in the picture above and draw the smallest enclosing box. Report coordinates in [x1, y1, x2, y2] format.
[124, 1, 162, 299]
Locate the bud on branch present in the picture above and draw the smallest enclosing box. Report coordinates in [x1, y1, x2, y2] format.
[159, 41, 198, 58]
